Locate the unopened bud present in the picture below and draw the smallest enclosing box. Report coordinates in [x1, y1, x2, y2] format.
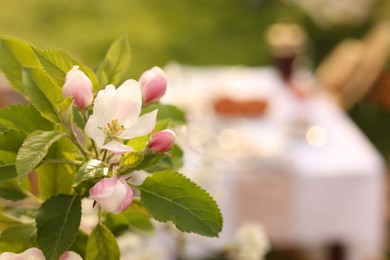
[63, 65, 93, 109]
[139, 66, 167, 105]
[148, 130, 176, 153]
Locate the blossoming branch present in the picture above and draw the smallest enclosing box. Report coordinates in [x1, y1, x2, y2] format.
[0, 36, 222, 260]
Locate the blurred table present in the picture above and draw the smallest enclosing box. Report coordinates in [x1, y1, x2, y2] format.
[161, 64, 385, 260]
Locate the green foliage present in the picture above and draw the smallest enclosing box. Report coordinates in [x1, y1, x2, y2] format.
[36, 194, 82, 260]
[0, 34, 224, 257]
[0, 212, 24, 231]
[22, 67, 62, 123]
[69, 231, 89, 259]
[0, 105, 53, 133]
[37, 138, 78, 200]
[55, 97, 74, 131]
[96, 35, 131, 87]
[74, 159, 108, 184]
[140, 171, 223, 237]
[0, 37, 40, 94]
[0, 179, 27, 201]
[86, 224, 120, 260]
[16, 130, 67, 184]
[142, 103, 186, 125]
[143, 144, 183, 173]
[118, 152, 144, 173]
[0, 130, 26, 181]
[32, 47, 100, 90]
[0, 224, 36, 253]
[104, 202, 155, 236]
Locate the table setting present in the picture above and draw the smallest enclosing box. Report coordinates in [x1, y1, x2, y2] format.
[160, 63, 386, 260]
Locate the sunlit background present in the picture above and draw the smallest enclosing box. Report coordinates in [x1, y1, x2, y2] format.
[1, 0, 390, 259]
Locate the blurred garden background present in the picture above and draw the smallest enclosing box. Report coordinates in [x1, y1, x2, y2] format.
[1, 0, 390, 258]
[0, 0, 386, 77]
[2, 0, 390, 159]
[1, 0, 389, 151]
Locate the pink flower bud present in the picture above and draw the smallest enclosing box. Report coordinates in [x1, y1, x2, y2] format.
[139, 66, 167, 105]
[63, 65, 93, 109]
[148, 130, 176, 153]
[89, 175, 133, 214]
[59, 251, 82, 260]
[0, 247, 45, 260]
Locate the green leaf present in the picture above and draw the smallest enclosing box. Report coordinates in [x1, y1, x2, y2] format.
[0, 165, 17, 182]
[74, 159, 108, 184]
[104, 202, 155, 236]
[55, 97, 74, 130]
[142, 103, 186, 125]
[119, 152, 144, 170]
[96, 35, 131, 87]
[32, 47, 100, 91]
[0, 212, 24, 231]
[0, 130, 26, 181]
[140, 171, 223, 237]
[0, 37, 40, 94]
[103, 213, 128, 236]
[37, 138, 78, 200]
[0, 105, 53, 133]
[73, 180, 95, 199]
[0, 186, 26, 201]
[86, 224, 120, 260]
[23, 67, 63, 123]
[126, 135, 148, 153]
[69, 230, 89, 259]
[0, 224, 36, 253]
[16, 130, 67, 184]
[0, 179, 27, 201]
[0, 225, 35, 253]
[36, 194, 82, 260]
[124, 205, 155, 235]
[0, 129, 25, 152]
[127, 153, 165, 174]
[154, 119, 170, 132]
[143, 145, 184, 173]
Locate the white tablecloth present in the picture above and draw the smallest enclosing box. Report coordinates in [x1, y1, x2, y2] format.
[160, 64, 386, 260]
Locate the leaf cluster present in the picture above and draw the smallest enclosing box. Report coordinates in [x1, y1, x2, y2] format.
[0, 36, 222, 259]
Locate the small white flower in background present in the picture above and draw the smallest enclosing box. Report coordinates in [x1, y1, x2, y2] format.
[148, 130, 176, 153]
[62, 65, 93, 109]
[0, 247, 45, 260]
[85, 80, 158, 154]
[139, 66, 167, 105]
[59, 251, 82, 260]
[89, 175, 133, 214]
[235, 222, 270, 260]
[118, 232, 164, 260]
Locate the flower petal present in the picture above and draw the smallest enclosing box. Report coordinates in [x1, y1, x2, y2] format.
[93, 84, 119, 127]
[59, 251, 83, 260]
[89, 176, 118, 199]
[118, 178, 133, 212]
[119, 110, 158, 140]
[101, 140, 133, 154]
[115, 80, 142, 128]
[84, 115, 105, 148]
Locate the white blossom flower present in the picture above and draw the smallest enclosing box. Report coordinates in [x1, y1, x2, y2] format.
[235, 222, 270, 260]
[0, 247, 45, 260]
[59, 251, 83, 260]
[85, 80, 158, 154]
